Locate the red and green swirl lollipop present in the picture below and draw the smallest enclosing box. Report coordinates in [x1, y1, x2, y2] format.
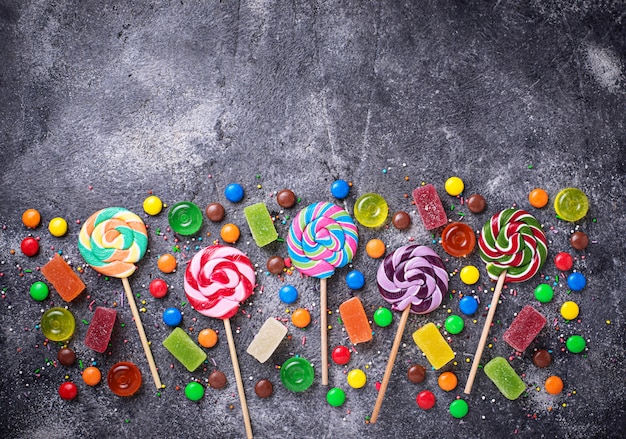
[464, 208, 547, 394]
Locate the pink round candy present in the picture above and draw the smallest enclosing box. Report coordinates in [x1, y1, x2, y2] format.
[377, 245, 447, 314]
[184, 245, 255, 320]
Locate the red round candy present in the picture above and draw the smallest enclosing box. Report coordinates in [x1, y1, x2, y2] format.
[416, 390, 436, 410]
[21, 237, 39, 257]
[554, 252, 573, 271]
[149, 278, 168, 298]
[331, 346, 351, 365]
[59, 382, 78, 400]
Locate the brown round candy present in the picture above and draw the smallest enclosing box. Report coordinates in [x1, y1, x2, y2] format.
[466, 194, 486, 213]
[532, 349, 552, 368]
[254, 379, 273, 398]
[392, 211, 411, 230]
[570, 231, 589, 250]
[266, 256, 285, 275]
[407, 364, 426, 383]
[208, 370, 227, 389]
[276, 189, 296, 208]
[57, 347, 76, 366]
[205, 203, 225, 222]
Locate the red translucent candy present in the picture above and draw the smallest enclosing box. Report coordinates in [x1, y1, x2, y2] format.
[412, 185, 447, 230]
[84, 307, 117, 353]
[503, 306, 547, 352]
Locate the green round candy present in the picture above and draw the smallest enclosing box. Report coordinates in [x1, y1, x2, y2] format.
[30, 281, 49, 301]
[168, 201, 203, 235]
[566, 335, 586, 353]
[445, 315, 465, 334]
[449, 399, 469, 418]
[326, 387, 346, 407]
[41, 307, 75, 342]
[373, 307, 393, 327]
[185, 381, 205, 401]
[280, 356, 314, 392]
[534, 284, 554, 303]
[354, 193, 388, 228]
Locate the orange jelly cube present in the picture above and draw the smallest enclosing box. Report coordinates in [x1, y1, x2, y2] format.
[339, 297, 372, 345]
[41, 254, 86, 302]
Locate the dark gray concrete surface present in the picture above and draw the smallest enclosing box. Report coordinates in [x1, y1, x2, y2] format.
[1, 1, 625, 438]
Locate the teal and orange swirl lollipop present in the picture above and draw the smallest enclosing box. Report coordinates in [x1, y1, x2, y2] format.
[79, 207, 161, 389]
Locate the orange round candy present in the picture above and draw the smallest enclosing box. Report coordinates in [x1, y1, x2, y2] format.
[366, 238, 386, 258]
[22, 209, 41, 228]
[437, 371, 458, 391]
[220, 223, 240, 243]
[441, 222, 476, 257]
[545, 375, 564, 395]
[529, 188, 549, 208]
[157, 253, 177, 273]
[198, 328, 218, 348]
[291, 308, 311, 328]
[82, 366, 102, 386]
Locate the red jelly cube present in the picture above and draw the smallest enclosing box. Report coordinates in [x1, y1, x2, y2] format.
[412, 184, 448, 230]
[85, 307, 117, 353]
[503, 305, 546, 352]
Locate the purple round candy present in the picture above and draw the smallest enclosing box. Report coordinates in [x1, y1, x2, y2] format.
[376, 245, 448, 314]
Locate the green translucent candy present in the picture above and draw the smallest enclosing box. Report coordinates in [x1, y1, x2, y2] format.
[280, 356, 314, 392]
[168, 201, 203, 235]
[163, 327, 207, 371]
[243, 203, 278, 247]
[484, 357, 526, 400]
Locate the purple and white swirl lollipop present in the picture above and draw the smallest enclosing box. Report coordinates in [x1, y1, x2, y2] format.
[377, 244, 448, 315]
[371, 244, 448, 424]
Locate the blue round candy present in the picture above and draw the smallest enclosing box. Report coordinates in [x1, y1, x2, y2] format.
[224, 183, 244, 203]
[279, 285, 298, 304]
[567, 272, 586, 291]
[345, 270, 365, 290]
[163, 307, 183, 326]
[331, 180, 350, 199]
[459, 296, 479, 315]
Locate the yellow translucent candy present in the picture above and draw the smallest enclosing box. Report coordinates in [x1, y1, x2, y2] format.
[412, 323, 455, 370]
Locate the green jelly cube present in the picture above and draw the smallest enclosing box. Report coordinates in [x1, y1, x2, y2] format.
[243, 202, 278, 247]
[484, 356, 526, 400]
[162, 327, 207, 372]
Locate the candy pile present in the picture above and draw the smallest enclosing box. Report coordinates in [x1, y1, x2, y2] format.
[4, 176, 594, 435]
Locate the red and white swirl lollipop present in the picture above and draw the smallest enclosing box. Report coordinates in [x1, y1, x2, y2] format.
[464, 208, 548, 395]
[371, 245, 448, 423]
[184, 245, 255, 439]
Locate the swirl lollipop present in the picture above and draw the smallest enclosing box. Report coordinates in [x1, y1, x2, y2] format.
[184, 245, 255, 439]
[287, 202, 358, 385]
[464, 208, 547, 394]
[78, 207, 161, 389]
[370, 245, 448, 423]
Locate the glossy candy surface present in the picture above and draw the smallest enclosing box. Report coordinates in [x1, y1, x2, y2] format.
[554, 188, 588, 222]
[41, 307, 75, 341]
[354, 193, 388, 228]
[107, 362, 142, 396]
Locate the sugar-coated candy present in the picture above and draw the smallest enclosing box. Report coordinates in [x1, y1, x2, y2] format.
[162, 327, 207, 372]
[41, 307, 75, 342]
[246, 318, 288, 363]
[244, 202, 278, 247]
[254, 379, 273, 398]
[345, 270, 365, 290]
[444, 176, 464, 196]
[278, 285, 298, 304]
[291, 308, 311, 328]
[534, 284, 554, 303]
[29, 281, 49, 301]
[224, 183, 245, 202]
[554, 252, 573, 271]
[449, 399, 469, 418]
[338, 297, 372, 344]
[168, 201, 203, 235]
[412, 184, 448, 230]
[560, 301, 579, 320]
[528, 188, 549, 208]
[412, 323, 455, 370]
[185, 381, 205, 401]
[416, 390, 436, 410]
[503, 305, 546, 352]
[107, 362, 142, 397]
[566, 335, 586, 353]
[48, 217, 68, 237]
[276, 189, 297, 208]
[459, 296, 479, 315]
[57, 347, 76, 366]
[354, 193, 388, 228]
[59, 382, 78, 400]
[280, 356, 314, 392]
[483, 357, 526, 400]
[326, 387, 346, 407]
[162, 307, 183, 326]
[532, 349, 552, 368]
[466, 194, 486, 213]
[206, 203, 226, 222]
[373, 307, 393, 327]
[407, 364, 426, 383]
[545, 375, 564, 395]
[365, 238, 385, 258]
[570, 231, 589, 250]
[347, 369, 367, 389]
[330, 179, 350, 199]
[22, 209, 41, 228]
[567, 272, 586, 291]
[82, 366, 102, 386]
[438, 371, 458, 391]
[84, 307, 117, 353]
[157, 253, 177, 273]
[444, 315, 464, 334]
[208, 370, 227, 389]
[554, 188, 588, 222]
[220, 223, 240, 243]
[197, 328, 218, 348]
[21, 237, 39, 256]
[331, 346, 351, 365]
[459, 265, 480, 285]
[267, 256, 285, 274]
[149, 278, 168, 298]
[143, 195, 163, 215]
[391, 211, 411, 230]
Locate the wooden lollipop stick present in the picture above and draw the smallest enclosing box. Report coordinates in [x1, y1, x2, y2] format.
[370, 306, 411, 423]
[224, 318, 253, 439]
[121, 277, 162, 390]
[320, 278, 329, 386]
[464, 270, 507, 395]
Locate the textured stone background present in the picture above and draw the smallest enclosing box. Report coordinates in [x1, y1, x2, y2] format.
[1, 1, 625, 438]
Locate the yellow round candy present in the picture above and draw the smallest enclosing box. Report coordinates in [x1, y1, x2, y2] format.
[346, 369, 367, 389]
[459, 265, 480, 285]
[445, 176, 464, 196]
[143, 196, 163, 215]
[560, 301, 579, 320]
[48, 217, 68, 237]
